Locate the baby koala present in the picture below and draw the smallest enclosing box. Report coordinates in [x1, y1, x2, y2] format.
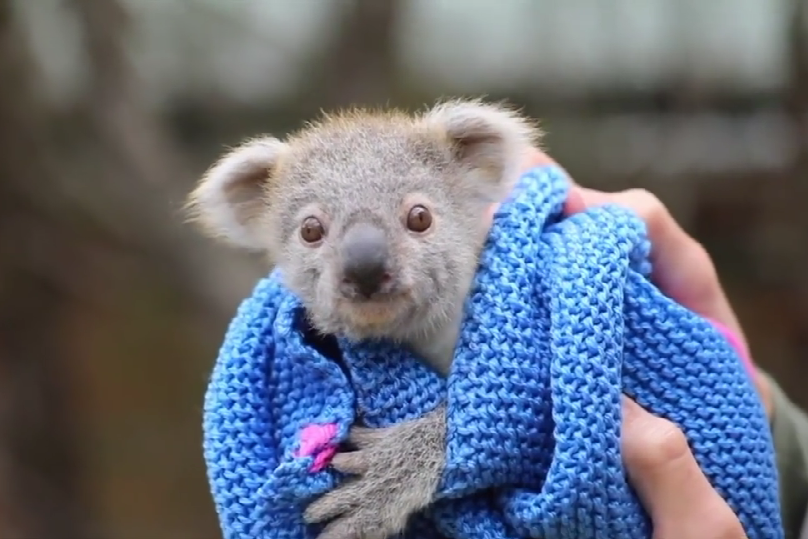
[186, 99, 540, 539]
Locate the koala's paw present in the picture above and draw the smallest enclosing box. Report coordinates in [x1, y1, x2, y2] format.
[303, 419, 445, 539]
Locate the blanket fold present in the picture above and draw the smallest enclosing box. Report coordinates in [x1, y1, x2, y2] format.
[202, 165, 783, 539]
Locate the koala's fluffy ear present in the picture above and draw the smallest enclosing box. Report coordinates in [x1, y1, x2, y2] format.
[185, 137, 288, 250]
[422, 99, 541, 199]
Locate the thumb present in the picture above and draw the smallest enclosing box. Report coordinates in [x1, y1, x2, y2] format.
[620, 396, 746, 538]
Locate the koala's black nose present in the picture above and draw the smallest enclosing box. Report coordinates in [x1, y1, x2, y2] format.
[340, 223, 390, 298]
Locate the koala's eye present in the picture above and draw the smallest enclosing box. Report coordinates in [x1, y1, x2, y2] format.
[300, 217, 325, 244]
[406, 205, 432, 233]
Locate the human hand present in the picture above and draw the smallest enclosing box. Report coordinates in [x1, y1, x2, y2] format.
[514, 148, 756, 537]
[620, 396, 749, 538]
[518, 148, 772, 417]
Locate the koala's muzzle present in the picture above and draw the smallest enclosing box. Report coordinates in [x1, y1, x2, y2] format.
[339, 223, 391, 298]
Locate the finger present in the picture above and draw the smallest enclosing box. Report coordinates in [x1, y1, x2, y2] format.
[621, 396, 748, 538]
[621, 395, 701, 513]
[520, 146, 557, 171]
[574, 188, 710, 301]
[519, 147, 576, 189]
[303, 481, 363, 524]
[503, 147, 573, 227]
[348, 426, 386, 449]
[331, 451, 370, 475]
[562, 183, 587, 215]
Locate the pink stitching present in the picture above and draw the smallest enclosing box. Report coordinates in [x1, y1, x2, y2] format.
[294, 423, 339, 472]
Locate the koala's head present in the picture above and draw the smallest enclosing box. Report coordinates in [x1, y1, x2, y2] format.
[186, 99, 540, 343]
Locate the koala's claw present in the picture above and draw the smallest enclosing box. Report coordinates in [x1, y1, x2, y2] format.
[329, 449, 371, 475]
[303, 474, 364, 524]
[304, 415, 446, 539]
[308, 499, 398, 539]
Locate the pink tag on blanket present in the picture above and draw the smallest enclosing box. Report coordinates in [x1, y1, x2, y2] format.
[295, 423, 339, 473]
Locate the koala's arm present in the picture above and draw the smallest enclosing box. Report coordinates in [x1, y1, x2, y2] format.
[304, 403, 448, 539]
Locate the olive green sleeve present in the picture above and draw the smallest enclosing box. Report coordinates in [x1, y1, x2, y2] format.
[763, 371, 808, 539]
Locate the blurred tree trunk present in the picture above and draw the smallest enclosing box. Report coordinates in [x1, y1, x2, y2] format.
[777, 0, 808, 398]
[753, 0, 808, 286]
[0, 0, 248, 536]
[736, 0, 808, 400]
[781, 0, 808, 300]
[0, 1, 90, 537]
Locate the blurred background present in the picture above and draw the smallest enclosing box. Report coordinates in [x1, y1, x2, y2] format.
[2, 0, 807, 537]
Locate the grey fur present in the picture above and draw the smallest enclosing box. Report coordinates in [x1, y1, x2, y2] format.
[186, 99, 541, 539]
[304, 403, 447, 539]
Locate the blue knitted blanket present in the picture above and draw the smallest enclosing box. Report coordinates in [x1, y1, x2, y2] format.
[202, 165, 783, 539]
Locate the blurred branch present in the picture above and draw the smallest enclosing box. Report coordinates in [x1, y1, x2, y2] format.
[305, 0, 404, 108]
[58, 0, 260, 314]
[184, 1, 303, 65]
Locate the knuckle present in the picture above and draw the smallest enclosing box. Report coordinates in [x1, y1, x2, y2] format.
[632, 416, 691, 470]
[656, 507, 746, 539]
[710, 506, 748, 539]
[620, 188, 667, 227]
[684, 242, 722, 294]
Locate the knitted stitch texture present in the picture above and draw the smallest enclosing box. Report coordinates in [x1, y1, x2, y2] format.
[202, 165, 783, 539]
